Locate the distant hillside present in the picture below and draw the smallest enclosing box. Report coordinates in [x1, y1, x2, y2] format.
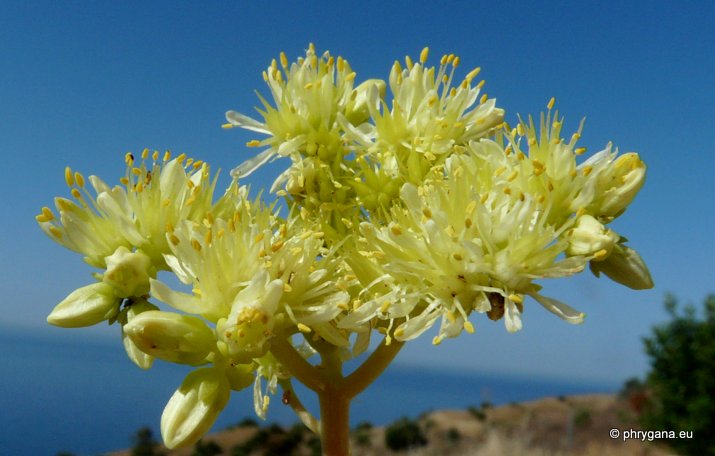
[107, 394, 672, 455]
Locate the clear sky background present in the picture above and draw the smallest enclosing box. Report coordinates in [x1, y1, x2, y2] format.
[1, 1, 714, 386]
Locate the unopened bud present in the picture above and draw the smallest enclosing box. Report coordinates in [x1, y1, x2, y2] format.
[124, 311, 215, 365]
[47, 282, 119, 328]
[119, 299, 159, 369]
[161, 368, 230, 448]
[590, 244, 653, 290]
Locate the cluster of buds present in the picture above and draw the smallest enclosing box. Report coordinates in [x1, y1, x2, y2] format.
[39, 45, 652, 449]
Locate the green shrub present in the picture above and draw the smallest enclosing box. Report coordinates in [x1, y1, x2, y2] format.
[192, 439, 222, 456]
[384, 417, 427, 451]
[641, 294, 715, 455]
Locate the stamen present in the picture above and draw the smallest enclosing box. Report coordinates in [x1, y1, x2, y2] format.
[64, 167, 74, 187]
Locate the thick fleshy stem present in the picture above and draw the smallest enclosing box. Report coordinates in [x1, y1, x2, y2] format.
[270, 335, 404, 455]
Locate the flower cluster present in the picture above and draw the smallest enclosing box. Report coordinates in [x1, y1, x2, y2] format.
[39, 45, 652, 449]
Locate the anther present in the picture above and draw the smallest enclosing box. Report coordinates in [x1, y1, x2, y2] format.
[64, 167, 74, 187]
[420, 47, 429, 64]
[74, 172, 85, 188]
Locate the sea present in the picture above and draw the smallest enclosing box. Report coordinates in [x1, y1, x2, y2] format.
[0, 327, 617, 456]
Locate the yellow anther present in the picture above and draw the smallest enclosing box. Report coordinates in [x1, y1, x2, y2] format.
[476, 79, 485, 89]
[385, 335, 392, 346]
[135, 182, 143, 193]
[463, 321, 475, 334]
[191, 239, 202, 251]
[465, 200, 477, 214]
[163, 150, 171, 161]
[221, 123, 234, 129]
[505, 145, 513, 156]
[428, 95, 438, 106]
[162, 198, 171, 207]
[74, 172, 85, 188]
[297, 323, 312, 333]
[594, 248, 609, 260]
[480, 193, 489, 204]
[453, 56, 460, 67]
[49, 226, 63, 238]
[547, 97, 556, 110]
[507, 170, 519, 182]
[166, 222, 174, 233]
[192, 160, 203, 169]
[271, 240, 284, 252]
[465, 67, 481, 81]
[508, 294, 523, 304]
[420, 47, 429, 63]
[327, 55, 334, 67]
[380, 301, 390, 313]
[495, 166, 506, 177]
[575, 147, 587, 155]
[345, 72, 356, 82]
[405, 55, 414, 70]
[479, 94, 488, 104]
[422, 207, 432, 218]
[141, 148, 148, 160]
[131, 167, 142, 176]
[517, 151, 526, 161]
[440, 54, 448, 65]
[42, 207, 55, 221]
[446, 310, 456, 323]
[528, 138, 537, 147]
[516, 124, 525, 136]
[204, 230, 212, 245]
[547, 181, 555, 191]
[280, 51, 288, 68]
[447, 53, 455, 63]
[390, 224, 403, 236]
[246, 140, 262, 148]
[120, 177, 129, 185]
[254, 232, 265, 243]
[169, 234, 180, 246]
[71, 188, 82, 199]
[569, 169, 578, 178]
[150, 150, 158, 161]
[503, 187, 512, 195]
[537, 194, 546, 204]
[432, 336, 442, 346]
[64, 167, 74, 187]
[176, 153, 187, 164]
[582, 165, 593, 176]
[394, 327, 405, 339]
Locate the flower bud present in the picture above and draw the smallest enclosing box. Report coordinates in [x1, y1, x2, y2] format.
[119, 299, 159, 369]
[592, 153, 646, 218]
[47, 282, 119, 328]
[123, 310, 215, 365]
[161, 368, 230, 449]
[103, 247, 153, 298]
[590, 244, 654, 290]
[566, 215, 619, 258]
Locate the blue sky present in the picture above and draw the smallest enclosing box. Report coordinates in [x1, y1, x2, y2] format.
[1, 1, 714, 385]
